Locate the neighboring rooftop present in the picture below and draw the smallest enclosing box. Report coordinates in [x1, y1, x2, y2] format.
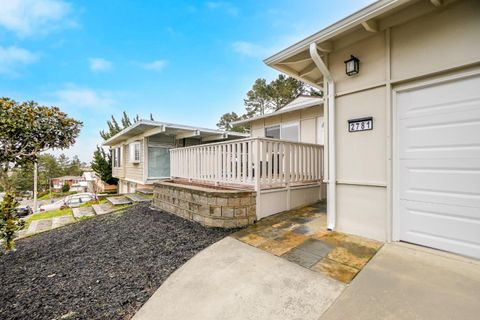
[233, 95, 323, 126]
[53, 176, 83, 180]
[103, 120, 249, 146]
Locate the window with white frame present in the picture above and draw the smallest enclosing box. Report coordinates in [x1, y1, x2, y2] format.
[264, 122, 299, 142]
[112, 147, 122, 168]
[265, 125, 280, 139]
[281, 122, 299, 141]
[129, 142, 141, 163]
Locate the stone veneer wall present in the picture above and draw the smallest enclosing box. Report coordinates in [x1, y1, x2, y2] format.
[152, 181, 256, 228]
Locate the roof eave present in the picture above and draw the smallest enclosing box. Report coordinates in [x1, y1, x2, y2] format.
[264, 0, 409, 66]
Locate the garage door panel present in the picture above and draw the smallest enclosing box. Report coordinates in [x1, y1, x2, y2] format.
[399, 159, 480, 208]
[397, 73, 480, 259]
[397, 75, 480, 119]
[399, 109, 480, 159]
[400, 200, 480, 258]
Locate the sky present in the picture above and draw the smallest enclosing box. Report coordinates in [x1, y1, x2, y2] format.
[0, 0, 374, 163]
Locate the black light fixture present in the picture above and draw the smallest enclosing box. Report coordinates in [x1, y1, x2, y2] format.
[344, 55, 360, 76]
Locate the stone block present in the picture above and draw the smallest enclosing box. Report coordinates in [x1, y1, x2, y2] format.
[240, 197, 251, 206]
[198, 196, 208, 205]
[228, 198, 240, 206]
[234, 207, 246, 217]
[210, 206, 222, 217]
[217, 197, 228, 206]
[247, 205, 256, 217]
[237, 218, 249, 227]
[198, 205, 209, 217]
[207, 196, 217, 206]
[222, 207, 235, 218]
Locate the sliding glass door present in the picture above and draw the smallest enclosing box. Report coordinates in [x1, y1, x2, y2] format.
[148, 146, 170, 178]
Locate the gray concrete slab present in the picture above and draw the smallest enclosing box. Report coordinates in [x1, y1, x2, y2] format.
[72, 207, 95, 219]
[27, 219, 52, 234]
[137, 188, 153, 195]
[51, 215, 74, 229]
[133, 237, 345, 320]
[125, 193, 151, 203]
[92, 203, 116, 215]
[320, 243, 480, 320]
[107, 196, 132, 206]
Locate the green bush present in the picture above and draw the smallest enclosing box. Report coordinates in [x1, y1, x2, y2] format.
[0, 193, 25, 251]
[61, 183, 70, 193]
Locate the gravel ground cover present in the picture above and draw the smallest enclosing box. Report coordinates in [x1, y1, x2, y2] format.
[0, 204, 238, 320]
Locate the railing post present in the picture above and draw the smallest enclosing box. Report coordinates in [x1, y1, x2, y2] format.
[254, 139, 261, 192]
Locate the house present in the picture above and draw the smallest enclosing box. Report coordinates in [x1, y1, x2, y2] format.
[52, 176, 83, 192]
[103, 120, 249, 194]
[233, 95, 324, 145]
[159, 96, 326, 227]
[82, 171, 118, 193]
[263, 0, 480, 258]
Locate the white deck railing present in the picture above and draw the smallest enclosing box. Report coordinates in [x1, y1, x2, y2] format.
[170, 137, 324, 190]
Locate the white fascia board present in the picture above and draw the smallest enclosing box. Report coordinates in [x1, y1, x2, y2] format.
[232, 98, 324, 126]
[264, 0, 409, 66]
[103, 120, 248, 146]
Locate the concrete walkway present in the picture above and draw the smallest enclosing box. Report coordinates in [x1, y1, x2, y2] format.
[133, 237, 345, 320]
[321, 243, 480, 320]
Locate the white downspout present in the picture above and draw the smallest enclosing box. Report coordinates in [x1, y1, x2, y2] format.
[309, 43, 336, 231]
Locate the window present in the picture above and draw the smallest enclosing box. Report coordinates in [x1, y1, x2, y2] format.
[112, 147, 122, 168]
[281, 122, 299, 142]
[265, 122, 299, 142]
[129, 142, 141, 163]
[265, 125, 280, 139]
[148, 146, 170, 178]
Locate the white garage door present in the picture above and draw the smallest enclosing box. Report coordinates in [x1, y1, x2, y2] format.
[397, 73, 480, 259]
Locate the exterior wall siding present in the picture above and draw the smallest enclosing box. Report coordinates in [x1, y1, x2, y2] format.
[320, 0, 480, 241]
[249, 105, 324, 144]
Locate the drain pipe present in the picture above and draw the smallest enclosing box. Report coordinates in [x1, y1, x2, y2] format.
[309, 42, 336, 231]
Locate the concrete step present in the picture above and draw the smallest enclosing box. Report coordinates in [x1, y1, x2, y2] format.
[107, 196, 132, 206]
[137, 188, 153, 195]
[72, 207, 95, 219]
[92, 203, 117, 215]
[125, 193, 151, 203]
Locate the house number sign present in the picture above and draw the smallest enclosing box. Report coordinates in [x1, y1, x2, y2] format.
[348, 117, 373, 132]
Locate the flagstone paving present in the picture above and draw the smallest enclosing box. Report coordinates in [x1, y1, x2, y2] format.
[72, 206, 96, 219]
[92, 203, 118, 215]
[107, 196, 132, 206]
[125, 193, 152, 203]
[232, 202, 383, 284]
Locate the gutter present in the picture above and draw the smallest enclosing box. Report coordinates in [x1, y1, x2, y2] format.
[309, 43, 336, 231]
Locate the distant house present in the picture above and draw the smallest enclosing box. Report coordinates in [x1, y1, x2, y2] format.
[52, 176, 83, 192]
[82, 171, 117, 193]
[103, 120, 248, 194]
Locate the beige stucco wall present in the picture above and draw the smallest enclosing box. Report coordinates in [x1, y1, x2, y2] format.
[319, 0, 480, 241]
[249, 105, 324, 144]
[390, 0, 480, 81]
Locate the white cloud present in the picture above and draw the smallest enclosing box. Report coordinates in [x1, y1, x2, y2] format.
[0, 46, 37, 76]
[231, 41, 273, 58]
[0, 0, 74, 37]
[89, 58, 112, 72]
[205, 2, 238, 16]
[52, 85, 115, 109]
[140, 59, 168, 71]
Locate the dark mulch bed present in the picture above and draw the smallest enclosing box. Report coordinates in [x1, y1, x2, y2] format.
[0, 204, 238, 320]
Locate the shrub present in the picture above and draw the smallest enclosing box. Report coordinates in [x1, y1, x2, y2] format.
[0, 193, 25, 251]
[62, 183, 70, 193]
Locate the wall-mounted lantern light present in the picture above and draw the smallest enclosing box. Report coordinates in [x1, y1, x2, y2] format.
[344, 55, 360, 76]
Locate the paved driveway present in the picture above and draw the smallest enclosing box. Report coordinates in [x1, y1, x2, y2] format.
[133, 237, 345, 320]
[321, 243, 480, 320]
